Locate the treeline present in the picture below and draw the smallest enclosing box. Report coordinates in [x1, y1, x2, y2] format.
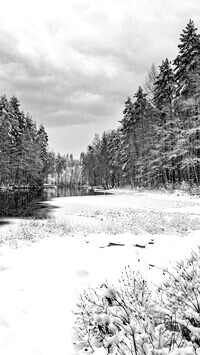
[82, 20, 200, 189]
[0, 95, 49, 188]
[0, 95, 83, 188]
[46, 152, 82, 186]
[2, 20, 200, 191]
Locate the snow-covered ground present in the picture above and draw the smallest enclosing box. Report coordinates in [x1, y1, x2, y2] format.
[0, 191, 200, 355]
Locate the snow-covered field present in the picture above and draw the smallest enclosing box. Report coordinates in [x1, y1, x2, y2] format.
[0, 191, 200, 355]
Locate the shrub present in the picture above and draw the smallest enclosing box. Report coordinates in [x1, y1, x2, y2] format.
[158, 247, 200, 349]
[74, 264, 198, 355]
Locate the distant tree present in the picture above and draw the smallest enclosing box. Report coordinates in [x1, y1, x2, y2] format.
[144, 63, 158, 103]
[55, 153, 66, 185]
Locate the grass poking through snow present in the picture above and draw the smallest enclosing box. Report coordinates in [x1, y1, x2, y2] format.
[1, 207, 200, 248]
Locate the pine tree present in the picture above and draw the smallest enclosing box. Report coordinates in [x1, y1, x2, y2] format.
[120, 97, 135, 132]
[154, 58, 175, 115]
[120, 88, 151, 186]
[37, 124, 49, 180]
[120, 96, 137, 185]
[144, 63, 158, 103]
[134, 86, 148, 118]
[99, 132, 110, 188]
[107, 129, 124, 187]
[55, 153, 67, 185]
[0, 97, 12, 184]
[151, 59, 177, 186]
[132, 87, 153, 186]
[173, 20, 200, 184]
[174, 19, 200, 98]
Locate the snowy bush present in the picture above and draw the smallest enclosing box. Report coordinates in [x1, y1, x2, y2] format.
[158, 247, 200, 349]
[74, 265, 197, 355]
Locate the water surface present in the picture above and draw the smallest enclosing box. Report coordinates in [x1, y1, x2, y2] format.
[0, 187, 106, 219]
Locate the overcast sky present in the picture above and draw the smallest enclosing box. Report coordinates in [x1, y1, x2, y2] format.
[0, 0, 200, 157]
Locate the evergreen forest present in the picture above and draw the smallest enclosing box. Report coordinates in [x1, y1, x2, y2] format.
[0, 96, 81, 188]
[81, 20, 200, 190]
[0, 95, 49, 188]
[1, 20, 200, 191]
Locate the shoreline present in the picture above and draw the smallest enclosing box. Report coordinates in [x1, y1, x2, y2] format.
[1, 190, 200, 249]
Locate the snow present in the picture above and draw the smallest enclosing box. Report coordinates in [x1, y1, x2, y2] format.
[0, 191, 200, 355]
[46, 191, 198, 217]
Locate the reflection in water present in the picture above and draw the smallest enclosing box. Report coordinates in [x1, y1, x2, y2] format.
[0, 187, 106, 218]
[0, 189, 44, 218]
[0, 220, 11, 226]
[42, 186, 98, 200]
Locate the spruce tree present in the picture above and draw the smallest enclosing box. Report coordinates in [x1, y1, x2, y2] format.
[37, 124, 49, 180]
[99, 132, 110, 188]
[133, 86, 148, 118]
[107, 129, 123, 187]
[174, 19, 200, 98]
[154, 58, 175, 115]
[144, 63, 158, 103]
[120, 96, 137, 185]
